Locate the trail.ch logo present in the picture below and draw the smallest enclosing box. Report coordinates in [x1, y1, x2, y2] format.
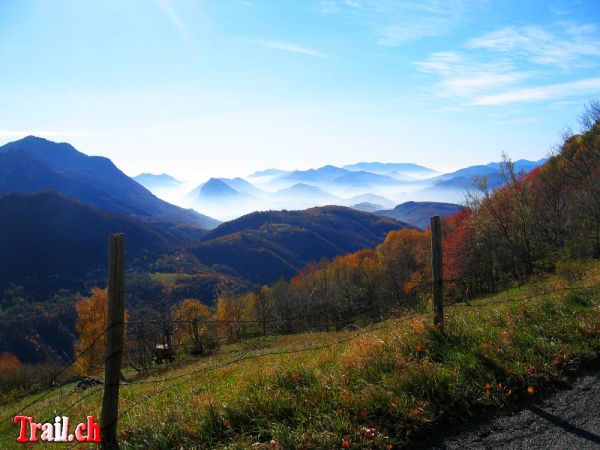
[13, 416, 101, 443]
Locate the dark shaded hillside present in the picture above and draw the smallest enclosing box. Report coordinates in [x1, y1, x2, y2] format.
[192, 206, 410, 283]
[0, 191, 182, 288]
[0, 136, 218, 229]
[0, 191, 192, 362]
[376, 201, 464, 229]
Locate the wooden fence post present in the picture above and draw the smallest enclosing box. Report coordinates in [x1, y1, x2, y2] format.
[430, 216, 444, 332]
[101, 234, 125, 449]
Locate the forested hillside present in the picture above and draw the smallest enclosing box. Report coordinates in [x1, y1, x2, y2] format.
[445, 102, 600, 297]
[192, 206, 409, 283]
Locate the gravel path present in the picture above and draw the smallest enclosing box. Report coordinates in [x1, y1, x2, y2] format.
[422, 370, 600, 449]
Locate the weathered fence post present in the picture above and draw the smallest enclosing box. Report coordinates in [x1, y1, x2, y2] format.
[430, 216, 444, 332]
[101, 234, 125, 449]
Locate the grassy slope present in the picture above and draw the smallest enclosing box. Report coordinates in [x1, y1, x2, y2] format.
[1, 264, 599, 449]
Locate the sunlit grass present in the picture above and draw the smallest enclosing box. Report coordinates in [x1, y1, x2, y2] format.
[1, 263, 599, 449]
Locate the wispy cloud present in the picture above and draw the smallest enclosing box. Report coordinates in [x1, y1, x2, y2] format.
[258, 40, 329, 58]
[415, 21, 600, 107]
[320, 0, 481, 45]
[156, 0, 193, 46]
[472, 77, 600, 106]
[415, 52, 528, 97]
[377, 18, 450, 46]
[468, 22, 600, 66]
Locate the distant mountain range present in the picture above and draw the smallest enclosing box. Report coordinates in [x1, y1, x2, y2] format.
[180, 157, 545, 221]
[273, 183, 340, 205]
[134, 173, 182, 190]
[275, 165, 407, 188]
[343, 162, 437, 177]
[375, 201, 464, 229]
[432, 159, 547, 190]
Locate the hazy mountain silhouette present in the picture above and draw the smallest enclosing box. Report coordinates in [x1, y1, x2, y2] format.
[282, 165, 351, 184]
[134, 173, 182, 190]
[433, 158, 547, 189]
[218, 177, 266, 196]
[333, 170, 401, 186]
[274, 183, 338, 200]
[345, 193, 395, 209]
[196, 178, 243, 197]
[343, 162, 436, 176]
[351, 202, 385, 212]
[375, 201, 464, 229]
[248, 168, 291, 178]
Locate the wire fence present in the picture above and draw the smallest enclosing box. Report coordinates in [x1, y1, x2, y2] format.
[0, 277, 584, 445]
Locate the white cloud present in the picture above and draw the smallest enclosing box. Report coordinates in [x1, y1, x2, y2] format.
[415, 52, 528, 96]
[415, 21, 600, 108]
[472, 78, 600, 106]
[320, 0, 480, 46]
[259, 40, 329, 58]
[377, 18, 449, 46]
[468, 22, 600, 66]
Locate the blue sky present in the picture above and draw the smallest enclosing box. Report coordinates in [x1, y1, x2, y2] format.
[1, 0, 599, 180]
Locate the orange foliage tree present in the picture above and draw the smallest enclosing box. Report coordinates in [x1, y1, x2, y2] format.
[171, 299, 212, 354]
[74, 288, 128, 376]
[214, 295, 248, 342]
[376, 228, 430, 303]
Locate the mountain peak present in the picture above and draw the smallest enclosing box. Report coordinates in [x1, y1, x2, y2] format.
[1, 135, 78, 154]
[22, 135, 53, 143]
[200, 178, 240, 196]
